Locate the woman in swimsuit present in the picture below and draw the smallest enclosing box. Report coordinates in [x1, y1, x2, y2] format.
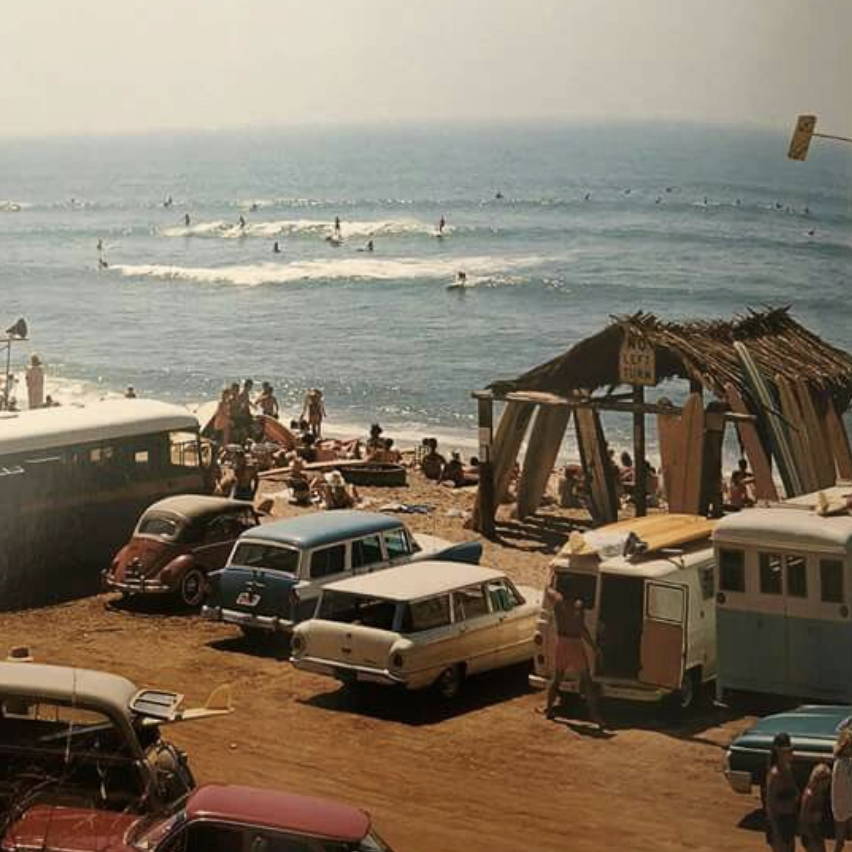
[765, 732, 799, 851]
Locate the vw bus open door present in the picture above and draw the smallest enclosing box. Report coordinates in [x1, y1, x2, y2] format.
[639, 580, 687, 691]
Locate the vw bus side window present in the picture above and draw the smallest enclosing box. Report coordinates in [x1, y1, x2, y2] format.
[699, 566, 714, 600]
[646, 584, 685, 624]
[820, 559, 845, 603]
[786, 555, 807, 598]
[719, 549, 745, 592]
[384, 529, 411, 559]
[452, 585, 489, 620]
[759, 553, 783, 595]
[310, 545, 346, 579]
[555, 571, 596, 609]
[351, 535, 383, 569]
[401, 595, 451, 632]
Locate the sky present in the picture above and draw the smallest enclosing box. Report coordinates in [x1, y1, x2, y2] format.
[0, 0, 849, 137]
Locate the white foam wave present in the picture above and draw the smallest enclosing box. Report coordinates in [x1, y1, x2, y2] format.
[112, 254, 558, 287]
[160, 217, 444, 240]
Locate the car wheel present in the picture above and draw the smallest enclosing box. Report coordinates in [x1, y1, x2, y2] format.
[435, 665, 464, 701]
[179, 568, 205, 608]
[666, 669, 699, 716]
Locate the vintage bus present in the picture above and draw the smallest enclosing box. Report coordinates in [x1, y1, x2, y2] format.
[0, 399, 210, 610]
[713, 500, 852, 703]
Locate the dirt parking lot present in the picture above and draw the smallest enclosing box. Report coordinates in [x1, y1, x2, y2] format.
[1, 475, 769, 850]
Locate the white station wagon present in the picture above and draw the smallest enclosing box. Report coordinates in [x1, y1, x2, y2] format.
[290, 561, 542, 699]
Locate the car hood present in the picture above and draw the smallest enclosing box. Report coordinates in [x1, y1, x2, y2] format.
[731, 705, 852, 751]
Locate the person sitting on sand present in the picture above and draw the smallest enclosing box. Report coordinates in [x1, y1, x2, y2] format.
[297, 431, 318, 463]
[420, 438, 446, 481]
[728, 458, 755, 510]
[320, 470, 359, 510]
[256, 381, 279, 418]
[365, 423, 384, 454]
[382, 438, 401, 463]
[125, 385, 137, 399]
[538, 578, 606, 731]
[557, 464, 584, 509]
[301, 388, 326, 438]
[284, 455, 312, 506]
[440, 451, 469, 487]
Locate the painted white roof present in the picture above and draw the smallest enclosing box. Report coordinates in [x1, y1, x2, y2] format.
[713, 507, 852, 554]
[322, 560, 506, 601]
[0, 398, 198, 457]
[784, 485, 852, 508]
[597, 540, 714, 578]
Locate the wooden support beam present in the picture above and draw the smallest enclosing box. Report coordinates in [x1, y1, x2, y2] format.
[633, 386, 647, 517]
[476, 396, 495, 538]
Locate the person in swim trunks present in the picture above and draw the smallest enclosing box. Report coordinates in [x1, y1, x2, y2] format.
[540, 576, 606, 730]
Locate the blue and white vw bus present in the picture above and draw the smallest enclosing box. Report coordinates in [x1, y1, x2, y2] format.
[203, 511, 482, 636]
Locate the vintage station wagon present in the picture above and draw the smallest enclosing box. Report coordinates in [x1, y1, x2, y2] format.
[203, 511, 482, 636]
[0, 658, 231, 820]
[105, 496, 259, 607]
[2, 783, 395, 852]
[290, 561, 541, 699]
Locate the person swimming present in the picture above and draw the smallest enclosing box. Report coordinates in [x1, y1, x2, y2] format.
[584, 192, 591, 201]
[249, 202, 258, 212]
[273, 240, 281, 253]
[184, 213, 191, 227]
[495, 190, 503, 199]
[164, 195, 173, 208]
[98, 257, 109, 269]
[96, 239, 103, 252]
[366, 239, 374, 252]
[238, 214, 246, 229]
[456, 270, 467, 284]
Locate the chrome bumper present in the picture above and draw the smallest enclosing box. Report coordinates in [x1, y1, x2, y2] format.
[291, 655, 405, 686]
[528, 673, 667, 702]
[105, 575, 172, 595]
[202, 605, 293, 633]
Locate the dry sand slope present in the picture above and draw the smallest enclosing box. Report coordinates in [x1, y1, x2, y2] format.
[1, 473, 765, 850]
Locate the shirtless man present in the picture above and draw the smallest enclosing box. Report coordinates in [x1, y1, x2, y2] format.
[301, 388, 326, 438]
[540, 577, 606, 730]
[229, 451, 258, 501]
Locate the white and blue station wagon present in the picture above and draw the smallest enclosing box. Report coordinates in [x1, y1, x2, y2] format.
[202, 511, 482, 636]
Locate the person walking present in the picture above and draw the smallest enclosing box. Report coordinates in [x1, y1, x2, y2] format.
[832, 728, 852, 851]
[25, 354, 44, 409]
[765, 732, 798, 851]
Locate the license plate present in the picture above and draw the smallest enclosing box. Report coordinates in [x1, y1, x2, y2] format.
[236, 592, 261, 607]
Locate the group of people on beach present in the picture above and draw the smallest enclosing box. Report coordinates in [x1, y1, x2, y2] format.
[211, 379, 281, 446]
[764, 728, 852, 851]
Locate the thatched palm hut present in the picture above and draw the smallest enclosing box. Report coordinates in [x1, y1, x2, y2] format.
[473, 308, 852, 536]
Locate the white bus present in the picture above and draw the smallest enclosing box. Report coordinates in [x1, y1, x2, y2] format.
[0, 399, 210, 609]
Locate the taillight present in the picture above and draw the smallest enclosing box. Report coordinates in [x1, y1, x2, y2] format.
[534, 633, 543, 646]
[291, 634, 304, 654]
[390, 652, 404, 669]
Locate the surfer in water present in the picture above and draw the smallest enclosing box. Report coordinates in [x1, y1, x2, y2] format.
[333, 216, 341, 236]
[454, 271, 467, 287]
[238, 214, 246, 229]
[584, 192, 591, 201]
[273, 240, 281, 253]
[96, 239, 104, 252]
[164, 195, 173, 208]
[184, 213, 191, 227]
[437, 215, 446, 235]
[365, 239, 374, 252]
[495, 190, 504, 200]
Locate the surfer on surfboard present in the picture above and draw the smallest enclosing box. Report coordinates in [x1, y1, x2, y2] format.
[437, 215, 446, 236]
[273, 240, 281, 253]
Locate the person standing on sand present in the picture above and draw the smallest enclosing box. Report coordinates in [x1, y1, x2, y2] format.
[301, 388, 326, 438]
[800, 763, 831, 852]
[125, 385, 137, 399]
[25, 354, 44, 410]
[765, 732, 799, 852]
[832, 727, 852, 851]
[256, 382, 279, 418]
[539, 577, 606, 731]
[213, 388, 232, 445]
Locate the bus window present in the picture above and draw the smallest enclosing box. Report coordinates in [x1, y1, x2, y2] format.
[699, 566, 714, 600]
[759, 553, 782, 595]
[719, 549, 745, 592]
[556, 571, 596, 609]
[89, 446, 114, 465]
[170, 433, 201, 468]
[786, 556, 807, 598]
[134, 450, 149, 465]
[820, 560, 844, 603]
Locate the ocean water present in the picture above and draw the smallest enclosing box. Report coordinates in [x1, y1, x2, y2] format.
[1, 121, 850, 461]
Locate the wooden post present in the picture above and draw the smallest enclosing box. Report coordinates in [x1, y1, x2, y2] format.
[477, 396, 496, 538]
[633, 385, 647, 516]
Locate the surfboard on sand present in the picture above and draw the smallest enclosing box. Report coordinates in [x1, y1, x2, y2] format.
[574, 407, 618, 525]
[776, 374, 817, 493]
[734, 341, 803, 497]
[794, 377, 835, 488]
[259, 415, 296, 450]
[724, 382, 778, 501]
[657, 407, 684, 512]
[515, 406, 571, 519]
[680, 393, 705, 515]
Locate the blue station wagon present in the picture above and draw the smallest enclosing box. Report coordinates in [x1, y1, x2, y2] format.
[202, 511, 482, 636]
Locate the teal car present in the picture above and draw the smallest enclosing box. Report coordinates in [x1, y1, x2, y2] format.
[724, 704, 852, 794]
[202, 510, 482, 636]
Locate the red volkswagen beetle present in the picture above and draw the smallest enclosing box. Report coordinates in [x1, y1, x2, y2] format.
[104, 495, 259, 607]
[2, 784, 395, 852]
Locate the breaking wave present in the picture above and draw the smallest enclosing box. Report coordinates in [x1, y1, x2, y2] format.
[111, 254, 559, 287]
[160, 218, 447, 239]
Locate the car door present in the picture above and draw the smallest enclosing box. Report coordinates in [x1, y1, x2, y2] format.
[451, 584, 499, 674]
[638, 580, 687, 690]
[350, 534, 388, 575]
[486, 578, 533, 668]
[383, 527, 414, 566]
[193, 514, 241, 572]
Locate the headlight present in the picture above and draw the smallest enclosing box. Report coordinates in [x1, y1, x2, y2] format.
[390, 652, 404, 669]
[291, 634, 304, 654]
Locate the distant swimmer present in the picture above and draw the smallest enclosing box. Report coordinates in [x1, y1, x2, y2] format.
[273, 240, 281, 253]
[703, 196, 708, 205]
[164, 195, 173, 208]
[184, 214, 191, 227]
[775, 202, 783, 210]
[624, 188, 631, 195]
[495, 190, 504, 199]
[333, 216, 341, 235]
[665, 186, 674, 193]
[98, 257, 109, 269]
[238, 214, 246, 229]
[366, 239, 374, 252]
[437, 215, 446, 234]
[807, 229, 816, 236]
[655, 196, 662, 204]
[249, 203, 259, 212]
[736, 198, 741, 206]
[584, 192, 591, 201]
[96, 239, 104, 252]
[457, 270, 467, 284]
[804, 206, 811, 215]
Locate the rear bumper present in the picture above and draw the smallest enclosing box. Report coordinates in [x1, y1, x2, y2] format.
[105, 575, 173, 595]
[291, 655, 406, 687]
[528, 673, 667, 702]
[202, 605, 293, 633]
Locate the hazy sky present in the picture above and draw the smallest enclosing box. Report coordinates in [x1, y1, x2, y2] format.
[1, 0, 849, 137]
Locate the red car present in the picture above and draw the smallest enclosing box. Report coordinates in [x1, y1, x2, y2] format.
[2, 784, 395, 852]
[105, 495, 259, 607]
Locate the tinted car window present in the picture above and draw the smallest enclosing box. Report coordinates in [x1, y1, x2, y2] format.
[138, 514, 179, 538]
[486, 579, 521, 612]
[452, 585, 490, 620]
[310, 544, 346, 579]
[230, 542, 300, 574]
[719, 549, 745, 592]
[351, 535, 384, 568]
[317, 591, 397, 630]
[384, 529, 410, 559]
[401, 595, 451, 632]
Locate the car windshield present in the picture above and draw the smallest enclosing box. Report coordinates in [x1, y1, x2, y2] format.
[137, 513, 181, 539]
[317, 592, 398, 630]
[230, 541, 300, 574]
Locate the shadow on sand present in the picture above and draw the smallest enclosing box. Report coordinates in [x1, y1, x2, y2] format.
[207, 633, 292, 662]
[492, 513, 591, 555]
